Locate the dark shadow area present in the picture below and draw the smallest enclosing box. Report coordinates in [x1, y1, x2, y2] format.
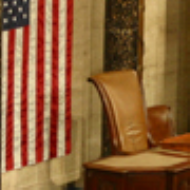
[176, 1, 190, 133]
[165, 0, 190, 134]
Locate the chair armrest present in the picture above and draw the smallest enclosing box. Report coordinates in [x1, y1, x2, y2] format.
[147, 105, 176, 147]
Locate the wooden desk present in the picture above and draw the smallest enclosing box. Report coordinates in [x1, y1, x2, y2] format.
[160, 133, 190, 153]
[84, 152, 190, 190]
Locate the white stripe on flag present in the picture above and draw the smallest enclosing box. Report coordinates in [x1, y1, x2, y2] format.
[28, 0, 38, 165]
[13, 28, 23, 169]
[43, 0, 52, 160]
[58, 0, 68, 156]
[1, 32, 8, 173]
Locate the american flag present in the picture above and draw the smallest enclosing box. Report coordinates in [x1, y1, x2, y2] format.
[1, 0, 73, 172]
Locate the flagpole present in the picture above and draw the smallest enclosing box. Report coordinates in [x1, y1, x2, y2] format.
[0, 0, 2, 179]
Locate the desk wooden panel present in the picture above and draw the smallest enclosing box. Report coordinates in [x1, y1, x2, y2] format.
[84, 152, 190, 190]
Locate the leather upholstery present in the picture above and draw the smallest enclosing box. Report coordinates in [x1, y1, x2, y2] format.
[89, 70, 148, 154]
[147, 105, 176, 147]
[89, 70, 176, 154]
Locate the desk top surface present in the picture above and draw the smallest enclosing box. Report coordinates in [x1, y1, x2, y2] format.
[161, 133, 190, 144]
[160, 133, 190, 152]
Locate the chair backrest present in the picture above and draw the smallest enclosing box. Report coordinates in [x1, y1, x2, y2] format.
[89, 70, 148, 154]
[147, 105, 176, 146]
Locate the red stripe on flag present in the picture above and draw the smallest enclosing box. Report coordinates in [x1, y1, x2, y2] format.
[6, 30, 16, 170]
[21, 26, 29, 166]
[65, 0, 73, 154]
[36, 0, 45, 162]
[50, 0, 59, 158]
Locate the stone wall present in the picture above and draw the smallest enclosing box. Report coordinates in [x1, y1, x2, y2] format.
[143, 0, 190, 133]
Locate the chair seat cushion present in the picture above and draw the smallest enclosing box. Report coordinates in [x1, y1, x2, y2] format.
[93, 152, 187, 169]
[85, 151, 189, 173]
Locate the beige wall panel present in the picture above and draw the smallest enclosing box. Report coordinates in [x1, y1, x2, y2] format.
[143, 0, 168, 107]
[81, 0, 105, 163]
[143, 0, 189, 133]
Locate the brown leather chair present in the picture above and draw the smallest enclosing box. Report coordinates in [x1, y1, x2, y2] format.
[147, 105, 176, 147]
[89, 70, 175, 155]
[84, 70, 190, 190]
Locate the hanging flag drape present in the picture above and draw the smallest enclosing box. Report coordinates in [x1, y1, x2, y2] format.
[1, 0, 73, 173]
